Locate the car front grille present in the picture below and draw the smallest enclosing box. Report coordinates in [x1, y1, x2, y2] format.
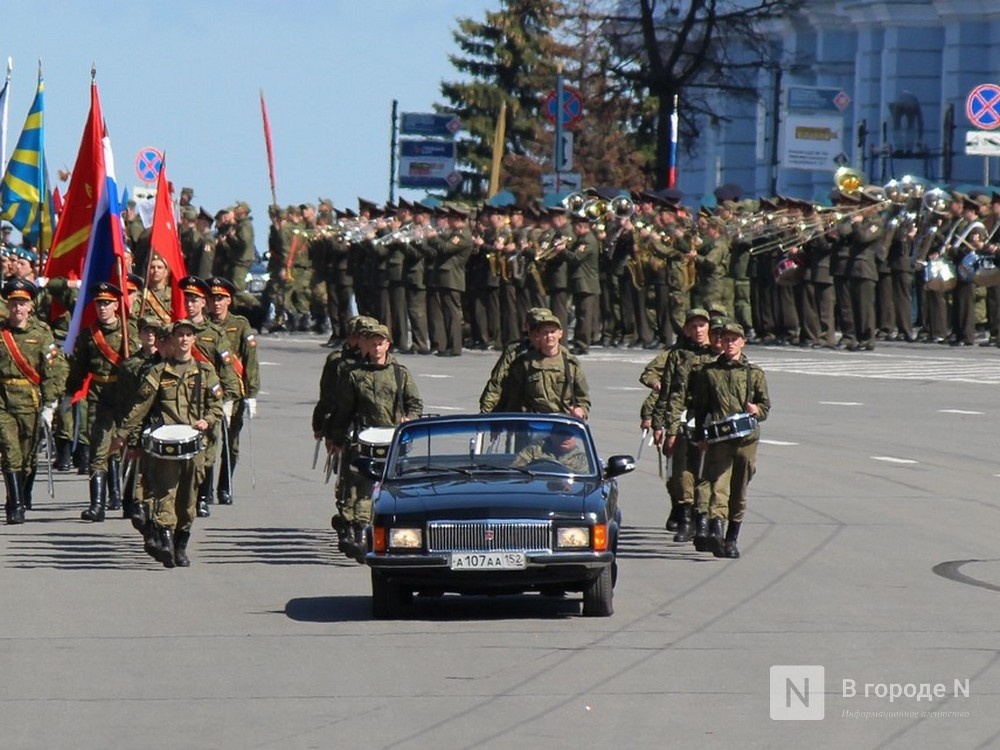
[427, 520, 551, 553]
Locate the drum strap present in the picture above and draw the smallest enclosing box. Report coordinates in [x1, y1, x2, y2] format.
[193, 365, 203, 421]
[561, 352, 573, 411]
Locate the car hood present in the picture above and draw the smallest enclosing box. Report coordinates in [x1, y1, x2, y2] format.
[377, 476, 601, 519]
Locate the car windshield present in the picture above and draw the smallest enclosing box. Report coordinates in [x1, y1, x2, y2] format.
[388, 418, 597, 479]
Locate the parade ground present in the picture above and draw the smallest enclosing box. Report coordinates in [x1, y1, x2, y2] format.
[4, 334, 999, 750]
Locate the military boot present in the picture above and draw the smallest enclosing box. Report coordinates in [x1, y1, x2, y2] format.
[721, 521, 741, 559]
[692, 512, 710, 551]
[174, 530, 191, 567]
[707, 518, 725, 557]
[106, 457, 122, 511]
[81, 471, 107, 522]
[4, 471, 25, 525]
[157, 527, 175, 568]
[672, 504, 694, 543]
[664, 500, 680, 532]
[143, 521, 161, 559]
[22, 470, 36, 510]
[196, 467, 213, 517]
[217, 463, 233, 505]
[130, 501, 148, 533]
[55, 438, 73, 471]
[74, 444, 90, 476]
[351, 522, 368, 564]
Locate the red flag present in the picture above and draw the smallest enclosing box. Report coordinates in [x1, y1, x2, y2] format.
[260, 89, 277, 206]
[52, 186, 63, 216]
[44, 82, 103, 281]
[148, 156, 187, 321]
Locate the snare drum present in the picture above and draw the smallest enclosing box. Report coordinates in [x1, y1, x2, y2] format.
[141, 424, 204, 460]
[957, 252, 979, 283]
[773, 255, 805, 287]
[356, 426, 395, 461]
[703, 413, 758, 444]
[924, 257, 956, 292]
[974, 255, 1000, 287]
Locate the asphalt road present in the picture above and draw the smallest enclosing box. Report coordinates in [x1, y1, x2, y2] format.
[4, 334, 1000, 749]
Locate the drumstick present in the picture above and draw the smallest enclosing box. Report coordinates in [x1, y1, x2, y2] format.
[636, 428, 648, 461]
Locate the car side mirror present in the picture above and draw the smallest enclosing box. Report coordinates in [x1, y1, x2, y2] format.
[604, 455, 636, 478]
[352, 456, 383, 481]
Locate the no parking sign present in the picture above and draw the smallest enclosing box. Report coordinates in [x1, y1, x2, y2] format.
[134, 147, 163, 183]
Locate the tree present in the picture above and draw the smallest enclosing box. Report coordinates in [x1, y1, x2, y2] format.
[603, 0, 801, 188]
[439, 0, 568, 201]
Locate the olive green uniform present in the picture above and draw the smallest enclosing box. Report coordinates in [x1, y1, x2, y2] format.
[327, 357, 422, 524]
[214, 311, 260, 500]
[117, 358, 224, 534]
[511, 438, 590, 473]
[314, 344, 363, 525]
[498, 349, 590, 418]
[689, 354, 770, 524]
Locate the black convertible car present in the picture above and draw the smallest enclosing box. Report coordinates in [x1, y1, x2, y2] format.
[358, 413, 635, 619]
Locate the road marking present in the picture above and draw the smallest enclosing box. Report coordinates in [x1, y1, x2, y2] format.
[820, 401, 862, 406]
[938, 409, 983, 415]
[760, 439, 798, 446]
[871, 456, 918, 464]
[425, 404, 462, 411]
[260, 361, 281, 366]
[608, 386, 645, 391]
[420, 374, 452, 379]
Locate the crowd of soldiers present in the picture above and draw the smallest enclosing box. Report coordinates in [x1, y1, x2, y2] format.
[262, 180, 1000, 356]
[0, 219, 260, 569]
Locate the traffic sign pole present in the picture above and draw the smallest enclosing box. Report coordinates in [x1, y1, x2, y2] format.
[554, 70, 564, 184]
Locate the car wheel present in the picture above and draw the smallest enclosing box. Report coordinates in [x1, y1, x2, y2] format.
[582, 566, 614, 617]
[371, 570, 408, 619]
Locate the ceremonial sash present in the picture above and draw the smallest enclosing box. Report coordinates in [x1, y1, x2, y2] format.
[145, 289, 171, 323]
[286, 232, 302, 280]
[92, 328, 124, 368]
[229, 352, 247, 397]
[192, 346, 210, 364]
[0, 328, 41, 386]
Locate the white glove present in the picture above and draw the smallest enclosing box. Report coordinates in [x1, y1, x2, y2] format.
[34, 276, 48, 288]
[222, 400, 234, 420]
[245, 397, 257, 419]
[40, 402, 56, 429]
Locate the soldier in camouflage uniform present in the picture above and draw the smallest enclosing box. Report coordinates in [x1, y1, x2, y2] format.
[688, 322, 770, 558]
[326, 322, 422, 561]
[65, 283, 140, 522]
[497, 311, 590, 419]
[112, 319, 224, 568]
[650, 308, 714, 540]
[313, 315, 371, 549]
[511, 423, 591, 473]
[0, 279, 64, 524]
[206, 276, 260, 504]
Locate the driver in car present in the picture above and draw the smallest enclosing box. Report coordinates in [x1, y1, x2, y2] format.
[511, 426, 590, 473]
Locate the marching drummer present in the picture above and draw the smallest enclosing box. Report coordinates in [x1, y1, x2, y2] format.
[111, 319, 224, 569]
[688, 322, 770, 559]
[325, 321, 422, 562]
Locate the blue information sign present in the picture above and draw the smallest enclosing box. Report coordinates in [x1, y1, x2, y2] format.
[400, 112, 462, 137]
[787, 87, 851, 112]
[398, 140, 460, 189]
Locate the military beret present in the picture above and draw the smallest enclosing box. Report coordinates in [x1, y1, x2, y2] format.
[171, 318, 198, 334]
[178, 275, 210, 298]
[90, 281, 123, 302]
[529, 310, 562, 330]
[685, 308, 710, 323]
[207, 276, 236, 297]
[364, 322, 392, 341]
[3, 278, 37, 301]
[13, 247, 38, 263]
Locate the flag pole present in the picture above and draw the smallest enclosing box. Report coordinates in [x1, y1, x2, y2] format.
[260, 89, 278, 208]
[1, 57, 12, 172]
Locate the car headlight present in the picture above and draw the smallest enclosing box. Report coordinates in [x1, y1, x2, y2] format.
[388, 527, 423, 549]
[556, 526, 590, 549]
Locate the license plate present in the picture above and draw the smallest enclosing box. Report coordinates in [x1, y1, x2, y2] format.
[450, 552, 526, 570]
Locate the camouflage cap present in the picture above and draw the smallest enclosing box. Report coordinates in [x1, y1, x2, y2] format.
[529, 310, 562, 330]
[349, 315, 379, 335]
[685, 307, 710, 324]
[709, 315, 730, 331]
[722, 322, 745, 337]
[363, 322, 392, 341]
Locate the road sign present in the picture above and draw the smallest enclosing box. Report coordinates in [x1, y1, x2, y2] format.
[134, 147, 163, 183]
[556, 132, 574, 171]
[966, 130, 1000, 156]
[398, 139, 460, 189]
[400, 112, 462, 138]
[787, 86, 852, 112]
[781, 113, 845, 172]
[541, 172, 582, 194]
[966, 84, 1000, 131]
[543, 86, 584, 127]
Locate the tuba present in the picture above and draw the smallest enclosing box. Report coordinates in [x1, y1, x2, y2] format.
[834, 166, 865, 196]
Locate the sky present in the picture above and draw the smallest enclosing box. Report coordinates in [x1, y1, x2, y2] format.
[2, 0, 499, 244]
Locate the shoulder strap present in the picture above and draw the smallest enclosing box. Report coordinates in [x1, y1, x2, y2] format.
[393, 362, 404, 422]
[561, 352, 574, 410]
